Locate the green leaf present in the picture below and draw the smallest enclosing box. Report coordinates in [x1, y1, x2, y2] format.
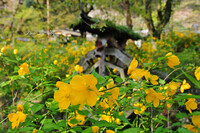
[78, 110, 90, 116]
[174, 94, 200, 101]
[57, 120, 67, 128]
[0, 81, 10, 87]
[72, 127, 83, 132]
[190, 111, 200, 116]
[92, 70, 106, 84]
[115, 77, 123, 83]
[32, 76, 41, 82]
[93, 120, 117, 128]
[31, 103, 44, 114]
[43, 123, 60, 132]
[176, 112, 187, 119]
[172, 122, 182, 127]
[82, 127, 92, 133]
[143, 62, 154, 68]
[18, 127, 34, 132]
[177, 128, 194, 133]
[4, 57, 18, 63]
[182, 70, 200, 88]
[155, 126, 164, 133]
[123, 128, 142, 133]
[159, 79, 166, 85]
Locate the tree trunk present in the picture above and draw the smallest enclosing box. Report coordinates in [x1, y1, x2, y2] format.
[144, 0, 156, 38]
[124, 0, 132, 29]
[47, 0, 50, 40]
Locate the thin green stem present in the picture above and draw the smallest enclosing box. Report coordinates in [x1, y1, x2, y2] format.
[0, 117, 8, 124]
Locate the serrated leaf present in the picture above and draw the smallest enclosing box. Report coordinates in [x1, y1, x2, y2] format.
[31, 103, 44, 114]
[123, 128, 142, 133]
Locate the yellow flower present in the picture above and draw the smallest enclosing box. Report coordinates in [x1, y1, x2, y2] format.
[70, 74, 99, 109]
[164, 81, 181, 96]
[92, 126, 99, 133]
[166, 52, 180, 69]
[145, 88, 165, 107]
[54, 81, 71, 110]
[18, 63, 29, 76]
[145, 71, 159, 85]
[115, 118, 120, 125]
[106, 130, 115, 133]
[99, 99, 109, 110]
[113, 68, 117, 73]
[17, 104, 24, 112]
[13, 49, 18, 55]
[1, 46, 6, 53]
[68, 111, 86, 127]
[32, 129, 37, 133]
[8, 111, 26, 129]
[133, 103, 146, 114]
[180, 80, 191, 93]
[185, 98, 197, 113]
[127, 58, 138, 75]
[75, 65, 84, 73]
[119, 111, 124, 116]
[192, 115, 200, 128]
[101, 114, 114, 123]
[106, 79, 119, 108]
[53, 60, 58, 65]
[194, 67, 200, 80]
[44, 48, 48, 54]
[185, 124, 198, 133]
[129, 68, 146, 81]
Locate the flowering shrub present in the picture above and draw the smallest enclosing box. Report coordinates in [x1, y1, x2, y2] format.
[0, 36, 200, 133]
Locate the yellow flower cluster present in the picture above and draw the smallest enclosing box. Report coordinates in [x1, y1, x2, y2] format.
[74, 65, 84, 74]
[133, 102, 146, 114]
[145, 88, 165, 107]
[162, 81, 181, 96]
[128, 58, 159, 85]
[18, 63, 29, 76]
[127, 58, 146, 81]
[54, 74, 99, 110]
[8, 104, 26, 129]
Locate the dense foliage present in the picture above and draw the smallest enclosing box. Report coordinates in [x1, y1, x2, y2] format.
[0, 32, 200, 132]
